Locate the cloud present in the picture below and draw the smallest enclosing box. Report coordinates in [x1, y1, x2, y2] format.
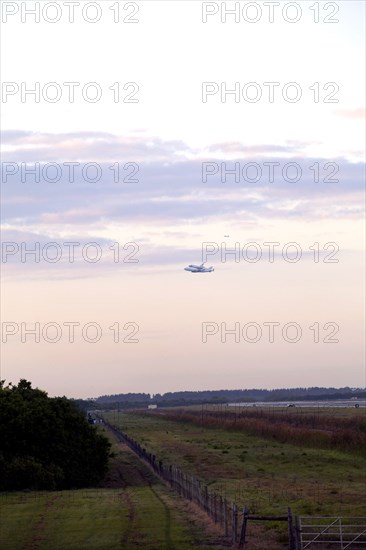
[207, 141, 313, 155]
[334, 108, 366, 119]
[0, 131, 335, 163]
[1, 130, 191, 163]
[1, 130, 364, 280]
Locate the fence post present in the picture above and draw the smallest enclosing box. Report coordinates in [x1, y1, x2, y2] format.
[232, 503, 238, 544]
[204, 485, 209, 513]
[177, 469, 180, 495]
[224, 498, 228, 537]
[239, 505, 248, 548]
[288, 507, 294, 550]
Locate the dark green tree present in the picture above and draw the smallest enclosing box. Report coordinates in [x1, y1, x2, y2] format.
[0, 380, 110, 491]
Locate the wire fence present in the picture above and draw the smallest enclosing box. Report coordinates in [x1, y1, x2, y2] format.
[106, 421, 301, 548]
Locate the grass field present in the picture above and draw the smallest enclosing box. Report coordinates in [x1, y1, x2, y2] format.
[0, 489, 129, 549]
[1, 407, 364, 549]
[0, 430, 228, 550]
[103, 408, 366, 519]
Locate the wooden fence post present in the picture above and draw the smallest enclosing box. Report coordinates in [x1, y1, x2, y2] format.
[232, 503, 238, 544]
[219, 496, 223, 527]
[223, 498, 228, 537]
[204, 485, 209, 514]
[239, 506, 248, 548]
[169, 465, 173, 487]
[288, 507, 294, 550]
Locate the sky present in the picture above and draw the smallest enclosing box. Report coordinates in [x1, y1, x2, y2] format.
[1, 0, 365, 398]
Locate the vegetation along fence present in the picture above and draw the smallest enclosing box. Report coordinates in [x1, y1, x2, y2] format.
[106, 421, 300, 548]
[105, 421, 365, 549]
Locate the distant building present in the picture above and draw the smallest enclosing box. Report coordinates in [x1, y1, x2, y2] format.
[148, 404, 158, 410]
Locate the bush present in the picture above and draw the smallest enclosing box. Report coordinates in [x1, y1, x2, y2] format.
[0, 380, 111, 491]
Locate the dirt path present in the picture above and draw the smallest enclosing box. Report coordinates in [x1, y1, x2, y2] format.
[22, 495, 60, 550]
[148, 485, 174, 550]
[116, 448, 175, 549]
[101, 431, 176, 548]
[119, 488, 136, 549]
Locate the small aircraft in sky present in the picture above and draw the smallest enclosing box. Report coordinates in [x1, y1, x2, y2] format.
[184, 263, 214, 273]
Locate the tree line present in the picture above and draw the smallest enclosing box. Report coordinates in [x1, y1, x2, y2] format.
[0, 380, 110, 491]
[78, 386, 365, 410]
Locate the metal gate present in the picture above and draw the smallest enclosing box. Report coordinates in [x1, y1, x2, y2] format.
[299, 517, 366, 549]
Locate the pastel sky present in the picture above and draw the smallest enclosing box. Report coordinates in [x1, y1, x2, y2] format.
[1, 1, 365, 398]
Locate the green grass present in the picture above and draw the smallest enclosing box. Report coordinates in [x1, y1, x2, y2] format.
[2, 411, 364, 550]
[0, 434, 229, 550]
[0, 489, 226, 550]
[0, 490, 128, 549]
[104, 410, 366, 518]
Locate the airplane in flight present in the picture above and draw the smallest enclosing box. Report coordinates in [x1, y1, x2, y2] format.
[184, 263, 214, 273]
